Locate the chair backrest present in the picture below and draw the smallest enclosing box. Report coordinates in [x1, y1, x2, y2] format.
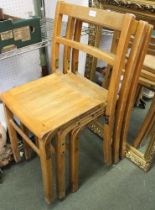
[51, 1, 136, 74]
[51, 1, 149, 124]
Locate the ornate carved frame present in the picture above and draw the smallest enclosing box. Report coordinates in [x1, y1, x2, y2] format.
[126, 125, 155, 172]
[89, 120, 155, 171]
[96, 0, 155, 25]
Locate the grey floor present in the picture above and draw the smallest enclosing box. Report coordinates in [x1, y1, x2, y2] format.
[0, 101, 155, 210]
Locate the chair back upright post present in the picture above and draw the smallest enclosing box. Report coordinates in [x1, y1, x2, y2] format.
[63, 17, 76, 74]
[51, 1, 63, 73]
[71, 20, 83, 73]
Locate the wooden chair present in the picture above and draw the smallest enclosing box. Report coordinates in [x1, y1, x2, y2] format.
[0, 0, 148, 204]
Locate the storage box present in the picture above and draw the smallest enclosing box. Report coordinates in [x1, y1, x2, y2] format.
[0, 16, 42, 53]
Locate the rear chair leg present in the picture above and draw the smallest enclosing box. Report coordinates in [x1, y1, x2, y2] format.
[103, 124, 112, 165]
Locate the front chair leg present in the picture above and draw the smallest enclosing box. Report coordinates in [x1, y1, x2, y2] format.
[103, 124, 112, 165]
[4, 105, 21, 162]
[55, 131, 66, 200]
[39, 139, 53, 204]
[70, 128, 80, 193]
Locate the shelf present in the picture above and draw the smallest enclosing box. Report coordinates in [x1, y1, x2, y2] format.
[0, 18, 53, 61]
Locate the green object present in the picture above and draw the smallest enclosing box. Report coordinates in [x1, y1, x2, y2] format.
[0, 16, 42, 53]
[152, 30, 155, 37]
[33, 0, 49, 73]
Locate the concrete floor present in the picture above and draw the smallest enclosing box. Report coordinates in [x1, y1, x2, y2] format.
[0, 101, 155, 210]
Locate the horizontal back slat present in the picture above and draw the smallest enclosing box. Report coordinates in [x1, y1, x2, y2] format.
[150, 36, 155, 43]
[56, 37, 115, 66]
[148, 36, 155, 52]
[148, 41, 155, 52]
[59, 2, 126, 31]
[147, 49, 155, 55]
[141, 69, 155, 82]
[148, 44, 155, 50]
[148, 44, 155, 52]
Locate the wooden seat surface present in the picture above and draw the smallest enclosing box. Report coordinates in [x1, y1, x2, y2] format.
[1, 71, 107, 137]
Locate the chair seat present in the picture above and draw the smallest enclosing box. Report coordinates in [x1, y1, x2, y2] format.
[1, 71, 107, 138]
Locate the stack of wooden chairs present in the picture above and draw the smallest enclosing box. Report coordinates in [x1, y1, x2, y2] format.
[0, 0, 153, 204]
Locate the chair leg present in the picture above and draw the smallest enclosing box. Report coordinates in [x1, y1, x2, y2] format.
[39, 139, 53, 204]
[103, 124, 112, 165]
[4, 105, 20, 163]
[20, 123, 31, 160]
[70, 128, 80, 193]
[55, 131, 66, 200]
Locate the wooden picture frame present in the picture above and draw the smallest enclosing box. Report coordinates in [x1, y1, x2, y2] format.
[126, 124, 155, 172]
[86, 0, 155, 170]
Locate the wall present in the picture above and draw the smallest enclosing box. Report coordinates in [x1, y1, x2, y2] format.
[45, 0, 88, 19]
[0, 0, 35, 18]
